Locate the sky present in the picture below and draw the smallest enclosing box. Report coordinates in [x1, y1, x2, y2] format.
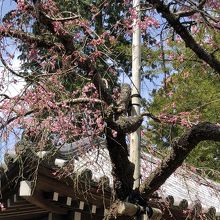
[0, 1, 26, 161]
[0, 0, 26, 97]
[0, 0, 16, 20]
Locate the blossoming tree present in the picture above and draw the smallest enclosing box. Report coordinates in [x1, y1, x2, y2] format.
[0, 0, 220, 218]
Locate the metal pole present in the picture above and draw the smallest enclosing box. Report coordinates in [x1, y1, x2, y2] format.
[130, 0, 141, 190]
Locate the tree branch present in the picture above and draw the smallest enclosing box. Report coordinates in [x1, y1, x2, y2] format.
[0, 26, 55, 48]
[69, 57, 114, 106]
[35, 5, 114, 106]
[0, 97, 104, 130]
[0, 52, 25, 78]
[0, 94, 11, 101]
[116, 84, 131, 114]
[36, 10, 76, 54]
[0, 109, 36, 130]
[174, 0, 207, 18]
[140, 122, 220, 196]
[145, 0, 220, 74]
[113, 115, 144, 133]
[40, 11, 79, 22]
[141, 112, 161, 123]
[110, 112, 160, 134]
[60, 97, 105, 106]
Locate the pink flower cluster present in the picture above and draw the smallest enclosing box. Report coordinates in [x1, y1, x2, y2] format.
[206, 0, 220, 8]
[41, 0, 59, 16]
[90, 38, 105, 46]
[82, 83, 99, 98]
[17, 0, 28, 11]
[0, 202, 5, 211]
[52, 22, 67, 35]
[139, 17, 159, 30]
[159, 112, 193, 128]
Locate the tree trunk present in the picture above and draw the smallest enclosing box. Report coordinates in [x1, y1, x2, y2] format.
[106, 127, 134, 200]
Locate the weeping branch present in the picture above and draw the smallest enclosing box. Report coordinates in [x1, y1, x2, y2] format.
[0, 26, 55, 48]
[0, 97, 105, 130]
[174, 0, 207, 18]
[140, 122, 220, 196]
[40, 11, 79, 22]
[34, 4, 114, 105]
[0, 110, 36, 130]
[0, 52, 25, 78]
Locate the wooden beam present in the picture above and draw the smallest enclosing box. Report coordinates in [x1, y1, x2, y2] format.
[117, 201, 142, 216]
[66, 197, 72, 206]
[0, 210, 48, 220]
[6, 199, 29, 207]
[53, 192, 59, 201]
[37, 174, 110, 207]
[3, 204, 42, 212]
[7, 199, 10, 207]
[0, 207, 45, 215]
[48, 212, 66, 220]
[92, 205, 96, 214]
[79, 201, 84, 210]
[22, 190, 67, 215]
[19, 181, 32, 196]
[74, 212, 81, 220]
[55, 159, 67, 168]
[13, 194, 17, 203]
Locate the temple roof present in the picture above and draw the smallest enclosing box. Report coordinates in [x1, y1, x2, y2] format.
[0, 137, 220, 219]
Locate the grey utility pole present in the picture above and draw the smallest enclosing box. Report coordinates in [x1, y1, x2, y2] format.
[130, 0, 141, 190]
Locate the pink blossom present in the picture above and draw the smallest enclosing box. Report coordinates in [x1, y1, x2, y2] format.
[172, 102, 176, 109]
[17, 0, 27, 11]
[112, 130, 118, 138]
[0, 202, 6, 211]
[167, 91, 174, 97]
[90, 38, 105, 46]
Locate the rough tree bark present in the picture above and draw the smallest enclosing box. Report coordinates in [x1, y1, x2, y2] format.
[140, 122, 220, 196]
